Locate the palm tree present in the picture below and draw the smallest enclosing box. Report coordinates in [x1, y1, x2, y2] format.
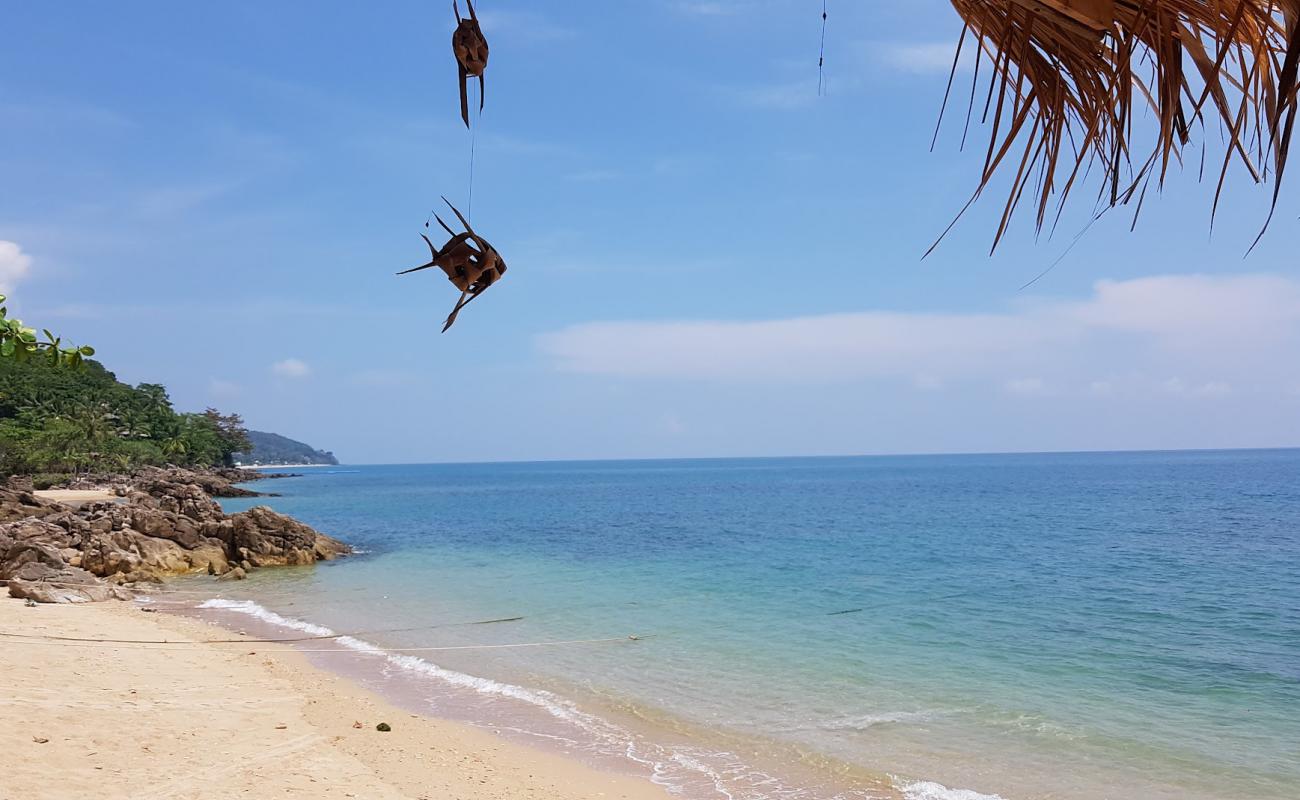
[944, 1, 1300, 249]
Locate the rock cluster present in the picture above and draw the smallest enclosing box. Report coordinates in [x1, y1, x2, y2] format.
[0, 468, 349, 603]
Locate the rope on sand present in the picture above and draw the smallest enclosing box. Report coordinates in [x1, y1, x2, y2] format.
[0, 578, 252, 596]
[0, 633, 651, 653]
[0, 612, 529, 645]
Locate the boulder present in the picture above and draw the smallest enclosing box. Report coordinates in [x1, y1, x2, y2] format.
[0, 520, 78, 577]
[8, 566, 130, 604]
[0, 488, 64, 523]
[228, 506, 350, 567]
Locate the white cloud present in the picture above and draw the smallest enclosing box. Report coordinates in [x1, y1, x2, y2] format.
[675, 1, 742, 16]
[209, 378, 242, 398]
[877, 42, 971, 75]
[271, 358, 312, 379]
[564, 169, 623, 183]
[1193, 381, 1233, 397]
[0, 241, 33, 295]
[351, 368, 419, 388]
[659, 412, 687, 435]
[473, 10, 574, 42]
[1005, 377, 1047, 396]
[914, 374, 944, 391]
[735, 79, 823, 110]
[537, 274, 1300, 397]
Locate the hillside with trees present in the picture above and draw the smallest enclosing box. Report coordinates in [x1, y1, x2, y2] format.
[0, 355, 250, 485]
[234, 431, 338, 466]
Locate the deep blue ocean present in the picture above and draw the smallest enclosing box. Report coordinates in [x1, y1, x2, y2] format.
[199, 450, 1300, 800]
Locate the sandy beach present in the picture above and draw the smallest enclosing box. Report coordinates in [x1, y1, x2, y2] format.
[31, 489, 121, 509]
[0, 597, 673, 800]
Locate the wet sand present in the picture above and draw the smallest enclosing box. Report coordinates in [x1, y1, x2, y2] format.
[0, 597, 673, 800]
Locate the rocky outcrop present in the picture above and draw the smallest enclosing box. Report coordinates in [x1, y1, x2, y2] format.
[130, 466, 273, 498]
[1, 470, 350, 603]
[228, 506, 351, 567]
[42, 466, 281, 499]
[0, 486, 67, 523]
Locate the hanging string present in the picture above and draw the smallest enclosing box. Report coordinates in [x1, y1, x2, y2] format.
[817, 0, 828, 96]
[468, 103, 479, 221]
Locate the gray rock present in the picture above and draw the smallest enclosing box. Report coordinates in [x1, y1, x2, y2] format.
[7, 566, 130, 604]
[217, 566, 247, 581]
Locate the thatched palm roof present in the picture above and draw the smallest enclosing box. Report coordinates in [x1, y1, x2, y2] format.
[944, 1, 1300, 249]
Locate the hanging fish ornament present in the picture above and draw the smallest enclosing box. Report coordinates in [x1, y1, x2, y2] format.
[398, 197, 507, 332]
[452, 0, 489, 128]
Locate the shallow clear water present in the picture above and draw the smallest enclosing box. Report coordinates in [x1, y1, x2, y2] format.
[198, 451, 1300, 800]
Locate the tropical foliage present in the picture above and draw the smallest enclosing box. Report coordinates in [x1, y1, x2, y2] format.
[0, 355, 250, 476]
[0, 294, 94, 366]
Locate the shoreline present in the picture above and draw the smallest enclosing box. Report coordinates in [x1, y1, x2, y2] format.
[0, 595, 675, 800]
[182, 586, 908, 800]
[238, 463, 341, 470]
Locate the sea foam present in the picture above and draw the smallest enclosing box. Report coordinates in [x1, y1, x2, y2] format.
[896, 780, 1007, 800]
[194, 598, 893, 800]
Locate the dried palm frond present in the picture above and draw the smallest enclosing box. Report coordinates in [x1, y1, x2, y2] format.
[397, 198, 507, 332]
[941, 0, 1300, 252]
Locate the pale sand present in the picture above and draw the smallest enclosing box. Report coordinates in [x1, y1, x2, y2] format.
[0, 598, 673, 800]
[32, 489, 121, 509]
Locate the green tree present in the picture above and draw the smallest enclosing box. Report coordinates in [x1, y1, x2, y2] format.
[0, 295, 93, 366]
[201, 408, 251, 467]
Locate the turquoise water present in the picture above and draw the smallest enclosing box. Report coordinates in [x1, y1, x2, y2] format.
[201, 451, 1300, 800]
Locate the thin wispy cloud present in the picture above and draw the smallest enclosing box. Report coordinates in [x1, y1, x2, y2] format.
[474, 10, 576, 42]
[1004, 377, 1047, 396]
[271, 358, 312, 379]
[564, 169, 623, 183]
[0, 99, 133, 130]
[674, 1, 744, 16]
[209, 378, 243, 398]
[537, 274, 1300, 395]
[733, 78, 824, 110]
[875, 41, 971, 75]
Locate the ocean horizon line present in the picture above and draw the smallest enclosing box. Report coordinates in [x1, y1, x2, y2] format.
[278, 444, 1300, 470]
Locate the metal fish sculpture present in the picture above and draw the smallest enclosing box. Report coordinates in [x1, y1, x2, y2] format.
[452, 0, 489, 127]
[398, 198, 506, 332]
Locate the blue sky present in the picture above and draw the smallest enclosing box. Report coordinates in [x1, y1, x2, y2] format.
[3, 0, 1298, 463]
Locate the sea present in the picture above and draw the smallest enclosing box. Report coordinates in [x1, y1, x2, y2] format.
[176, 450, 1299, 800]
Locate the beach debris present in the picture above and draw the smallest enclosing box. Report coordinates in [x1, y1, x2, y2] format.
[33, 736, 49, 744]
[452, 0, 489, 127]
[376, 722, 392, 732]
[397, 197, 507, 332]
[353, 721, 364, 729]
[24, 598, 37, 607]
[275, 724, 288, 730]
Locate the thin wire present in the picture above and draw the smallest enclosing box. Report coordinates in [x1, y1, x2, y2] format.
[817, 0, 828, 96]
[1017, 206, 1106, 292]
[0, 614, 525, 645]
[468, 103, 480, 221]
[0, 635, 647, 653]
